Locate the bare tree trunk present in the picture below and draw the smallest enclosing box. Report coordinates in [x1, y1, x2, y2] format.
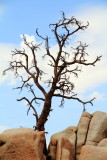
[36, 93, 52, 131]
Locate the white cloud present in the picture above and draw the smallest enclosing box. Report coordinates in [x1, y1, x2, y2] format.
[78, 91, 106, 101]
[0, 43, 17, 84]
[70, 6, 107, 93]
[88, 91, 105, 101]
[0, 125, 9, 133]
[0, 35, 53, 86]
[19, 34, 54, 82]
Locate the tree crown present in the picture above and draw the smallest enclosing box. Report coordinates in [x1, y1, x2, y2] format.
[3, 12, 101, 130]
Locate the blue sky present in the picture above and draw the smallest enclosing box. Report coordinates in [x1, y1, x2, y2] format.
[0, 0, 107, 141]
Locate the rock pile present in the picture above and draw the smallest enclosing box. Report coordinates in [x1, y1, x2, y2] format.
[48, 111, 107, 160]
[1, 111, 107, 160]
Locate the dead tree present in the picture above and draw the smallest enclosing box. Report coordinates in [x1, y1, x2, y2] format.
[3, 12, 101, 131]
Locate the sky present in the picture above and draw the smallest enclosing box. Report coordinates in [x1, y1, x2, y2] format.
[0, 0, 107, 142]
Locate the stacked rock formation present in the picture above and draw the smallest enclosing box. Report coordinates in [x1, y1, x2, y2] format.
[48, 111, 107, 160]
[79, 111, 107, 160]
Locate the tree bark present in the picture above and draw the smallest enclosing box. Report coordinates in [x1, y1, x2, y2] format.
[36, 93, 52, 131]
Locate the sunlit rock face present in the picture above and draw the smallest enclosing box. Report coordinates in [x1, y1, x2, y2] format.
[86, 111, 107, 145]
[79, 145, 107, 160]
[76, 112, 92, 160]
[78, 111, 107, 160]
[47, 126, 77, 160]
[0, 128, 46, 160]
[48, 111, 107, 160]
[98, 138, 107, 147]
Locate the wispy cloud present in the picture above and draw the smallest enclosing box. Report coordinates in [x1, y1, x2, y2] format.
[0, 5, 6, 22]
[0, 125, 10, 133]
[78, 91, 106, 101]
[88, 91, 105, 101]
[71, 6, 107, 93]
[0, 43, 17, 83]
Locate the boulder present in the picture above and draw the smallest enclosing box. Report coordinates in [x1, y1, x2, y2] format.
[76, 112, 92, 159]
[0, 128, 46, 160]
[98, 138, 107, 147]
[79, 145, 107, 160]
[47, 126, 77, 160]
[86, 111, 107, 145]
